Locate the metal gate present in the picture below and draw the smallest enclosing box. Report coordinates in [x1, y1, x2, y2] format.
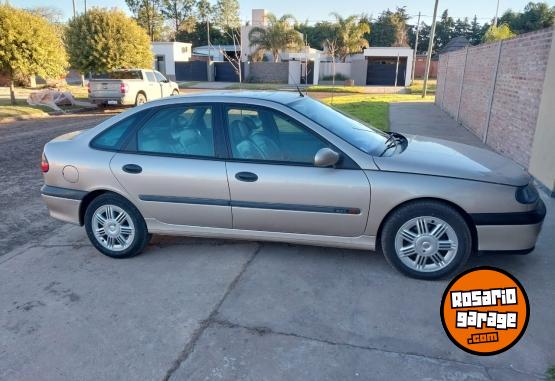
[214, 62, 240, 82]
[300, 61, 315, 85]
[175, 61, 208, 81]
[366, 58, 406, 86]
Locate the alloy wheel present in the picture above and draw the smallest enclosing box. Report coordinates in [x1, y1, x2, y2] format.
[394, 216, 458, 273]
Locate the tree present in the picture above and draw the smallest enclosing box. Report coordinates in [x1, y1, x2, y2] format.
[331, 13, 370, 62]
[468, 15, 483, 45]
[196, 0, 212, 22]
[248, 13, 303, 62]
[295, 21, 336, 50]
[453, 17, 471, 39]
[214, 0, 240, 29]
[0, 5, 68, 105]
[125, 0, 166, 41]
[160, 0, 196, 40]
[176, 21, 231, 46]
[65, 8, 153, 75]
[434, 10, 455, 51]
[482, 23, 516, 43]
[368, 8, 409, 47]
[499, 2, 555, 34]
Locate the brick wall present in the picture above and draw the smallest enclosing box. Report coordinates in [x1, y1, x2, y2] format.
[247, 62, 289, 83]
[436, 28, 553, 167]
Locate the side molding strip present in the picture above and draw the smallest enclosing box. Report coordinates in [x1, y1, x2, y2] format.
[138, 195, 360, 215]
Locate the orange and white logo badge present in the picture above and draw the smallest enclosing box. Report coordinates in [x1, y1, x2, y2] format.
[440, 266, 529, 356]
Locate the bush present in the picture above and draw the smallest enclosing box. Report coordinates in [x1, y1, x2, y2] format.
[65, 8, 153, 74]
[322, 73, 350, 81]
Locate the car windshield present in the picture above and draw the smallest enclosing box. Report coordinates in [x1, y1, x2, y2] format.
[92, 70, 143, 80]
[288, 97, 389, 156]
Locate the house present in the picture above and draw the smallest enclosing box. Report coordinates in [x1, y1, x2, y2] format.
[363, 47, 414, 86]
[151, 42, 192, 80]
[192, 45, 240, 62]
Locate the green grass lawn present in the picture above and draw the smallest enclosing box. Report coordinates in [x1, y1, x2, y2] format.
[307, 85, 376, 94]
[408, 79, 437, 95]
[320, 93, 435, 131]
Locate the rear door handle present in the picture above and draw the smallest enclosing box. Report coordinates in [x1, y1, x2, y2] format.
[122, 164, 142, 174]
[235, 172, 258, 182]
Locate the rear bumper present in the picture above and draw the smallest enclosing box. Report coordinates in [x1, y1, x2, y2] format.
[41, 185, 85, 225]
[89, 96, 133, 105]
[473, 199, 546, 252]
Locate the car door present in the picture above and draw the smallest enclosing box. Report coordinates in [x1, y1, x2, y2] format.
[223, 105, 371, 237]
[110, 104, 232, 228]
[154, 71, 173, 97]
[144, 71, 161, 100]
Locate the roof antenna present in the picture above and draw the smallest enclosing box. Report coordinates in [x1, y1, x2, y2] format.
[296, 84, 304, 97]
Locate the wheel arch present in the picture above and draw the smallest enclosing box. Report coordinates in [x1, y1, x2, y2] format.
[79, 189, 139, 226]
[375, 197, 478, 252]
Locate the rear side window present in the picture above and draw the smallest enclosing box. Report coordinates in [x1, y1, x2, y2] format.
[146, 72, 156, 82]
[90, 112, 144, 150]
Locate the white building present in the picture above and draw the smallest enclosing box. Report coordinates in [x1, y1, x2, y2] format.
[151, 42, 192, 80]
[363, 47, 413, 86]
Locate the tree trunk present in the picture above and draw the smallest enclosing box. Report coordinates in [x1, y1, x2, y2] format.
[9, 79, 16, 106]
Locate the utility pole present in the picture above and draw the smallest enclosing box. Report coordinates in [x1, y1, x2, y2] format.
[411, 12, 421, 83]
[422, 0, 439, 98]
[494, 0, 500, 27]
[84, 0, 87, 15]
[207, 19, 211, 64]
[72, 0, 76, 18]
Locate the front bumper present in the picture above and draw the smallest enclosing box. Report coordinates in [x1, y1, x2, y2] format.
[41, 185, 85, 225]
[473, 199, 546, 252]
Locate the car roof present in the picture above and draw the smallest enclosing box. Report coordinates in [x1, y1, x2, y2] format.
[149, 91, 306, 106]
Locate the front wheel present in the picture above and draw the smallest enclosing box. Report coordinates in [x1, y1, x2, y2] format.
[380, 201, 472, 280]
[84, 193, 149, 258]
[171, 89, 179, 96]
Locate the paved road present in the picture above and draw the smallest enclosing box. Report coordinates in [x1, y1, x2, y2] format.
[0, 113, 110, 255]
[0, 107, 553, 380]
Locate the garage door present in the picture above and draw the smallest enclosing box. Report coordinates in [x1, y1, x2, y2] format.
[366, 58, 406, 86]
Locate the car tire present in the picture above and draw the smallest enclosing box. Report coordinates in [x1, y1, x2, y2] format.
[171, 89, 179, 96]
[380, 201, 472, 280]
[135, 93, 147, 106]
[84, 193, 149, 259]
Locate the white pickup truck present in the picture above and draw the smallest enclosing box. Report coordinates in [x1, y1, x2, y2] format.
[88, 69, 180, 106]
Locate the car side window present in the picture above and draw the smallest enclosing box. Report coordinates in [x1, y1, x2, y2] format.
[145, 72, 156, 82]
[154, 71, 167, 82]
[225, 107, 327, 164]
[137, 106, 215, 157]
[90, 111, 144, 150]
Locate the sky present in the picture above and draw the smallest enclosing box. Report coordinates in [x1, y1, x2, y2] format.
[10, 0, 555, 24]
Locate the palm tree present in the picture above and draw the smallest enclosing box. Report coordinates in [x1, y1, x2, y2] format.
[248, 13, 304, 62]
[331, 13, 371, 62]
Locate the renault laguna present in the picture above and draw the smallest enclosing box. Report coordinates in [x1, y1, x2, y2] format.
[40, 92, 546, 279]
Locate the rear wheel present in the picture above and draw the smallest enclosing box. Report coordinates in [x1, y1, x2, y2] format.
[84, 193, 149, 258]
[380, 201, 472, 280]
[171, 89, 179, 96]
[135, 92, 147, 106]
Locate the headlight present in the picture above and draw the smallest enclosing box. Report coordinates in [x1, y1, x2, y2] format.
[515, 182, 539, 204]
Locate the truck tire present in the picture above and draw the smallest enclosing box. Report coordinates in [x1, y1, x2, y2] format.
[135, 93, 147, 106]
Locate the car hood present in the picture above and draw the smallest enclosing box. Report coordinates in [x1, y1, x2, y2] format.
[373, 134, 530, 186]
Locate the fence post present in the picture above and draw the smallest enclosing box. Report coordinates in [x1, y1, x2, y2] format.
[483, 41, 503, 143]
[455, 46, 470, 123]
[440, 53, 450, 109]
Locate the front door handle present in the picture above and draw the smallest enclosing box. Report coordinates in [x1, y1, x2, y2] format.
[122, 164, 142, 174]
[235, 171, 258, 182]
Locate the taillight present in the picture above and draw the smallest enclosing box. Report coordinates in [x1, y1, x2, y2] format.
[120, 83, 128, 93]
[41, 153, 49, 173]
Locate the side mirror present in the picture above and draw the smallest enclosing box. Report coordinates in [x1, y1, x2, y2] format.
[314, 147, 340, 167]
